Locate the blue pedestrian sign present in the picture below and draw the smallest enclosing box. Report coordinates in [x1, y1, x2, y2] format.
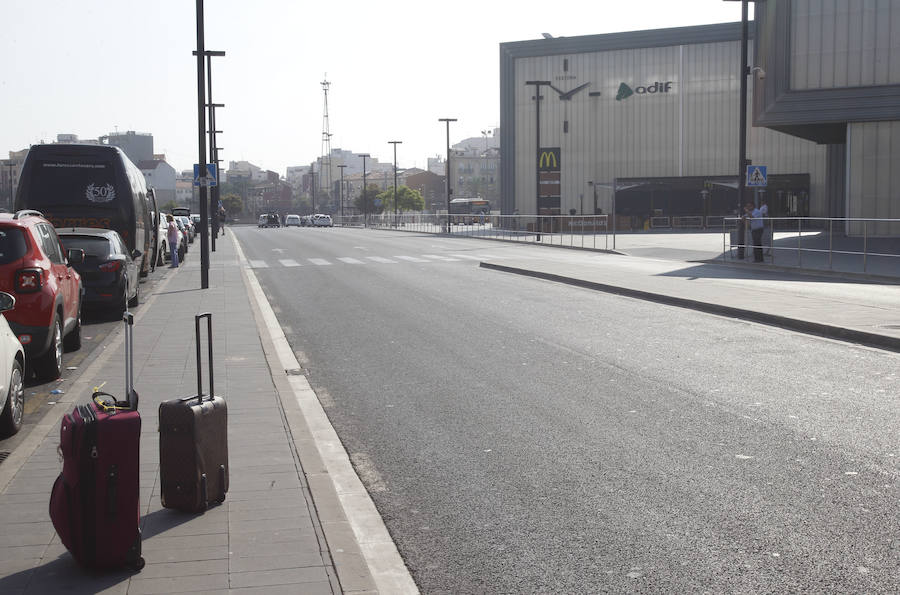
[193, 163, 218, 187]
[746, 165, 767, 187]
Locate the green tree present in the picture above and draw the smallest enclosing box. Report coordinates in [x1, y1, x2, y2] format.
[221, 192, 243, 215]
[353, 184, 382, 214]
[377, 185, 424, 213]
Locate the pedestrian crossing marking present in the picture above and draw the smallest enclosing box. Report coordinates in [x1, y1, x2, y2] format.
[394, 255, 431, 263]
[246, 253, 490, 268]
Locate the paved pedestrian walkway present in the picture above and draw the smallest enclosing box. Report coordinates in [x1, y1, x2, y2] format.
[481, 248, 900, 352]
[0, 232, 398, 594]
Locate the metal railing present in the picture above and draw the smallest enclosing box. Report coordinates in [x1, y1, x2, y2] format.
[723, 217, 900, 276]
[333, 213, 613, 250]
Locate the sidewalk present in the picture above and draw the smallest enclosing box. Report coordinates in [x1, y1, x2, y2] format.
[481, 250, 900, 352]
[0, 233, 391, 594]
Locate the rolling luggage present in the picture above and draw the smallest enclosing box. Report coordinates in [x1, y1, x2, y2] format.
[158, 312, 228, 512]
[49, 312, 144, 571]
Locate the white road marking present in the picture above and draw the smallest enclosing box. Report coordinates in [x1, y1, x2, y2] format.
[449, 254, 484, 260]
[421, 254, 460, 262]
[308, 258, 331, 266]
[279, 259, 301, 267]
[366, 256, 398, 263]
[394, 255, 430, 263]
[248, 259, 269, 268]
[338, 257, 366, 264]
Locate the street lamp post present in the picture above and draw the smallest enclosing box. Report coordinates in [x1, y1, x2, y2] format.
[525, 81, 551, 240]
[360, 154, 370, 227]
[725, 0, 754, 213]
[438, 118, 456, 234]
[4, 161, 13, 211]
[337, 164, 347, 225]
[193, 0, 211, 289]
[388, 141, 401, 227]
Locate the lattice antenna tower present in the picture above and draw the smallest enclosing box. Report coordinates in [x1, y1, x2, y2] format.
[320, 77, 333, 201]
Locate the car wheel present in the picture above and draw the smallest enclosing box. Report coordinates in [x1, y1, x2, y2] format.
[158, 243, 166, 266]
[63, 301, 82, 352]
[0, 360, 25, 437]
[128, 278, 140, 308]
[37, 317, 63, 381]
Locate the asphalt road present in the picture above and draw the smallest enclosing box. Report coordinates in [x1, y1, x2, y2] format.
[235, 225, 900, 594]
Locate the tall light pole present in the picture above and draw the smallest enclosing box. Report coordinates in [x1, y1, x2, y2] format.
[725, 0, 754, 213]
[388, 141, 401, 227]
[360, 154, 370, 227]
[525, 81, 551, 238]
[337, 164, 347, 224]
[438, 118, 456, 234]
[193, 0, 210, 289]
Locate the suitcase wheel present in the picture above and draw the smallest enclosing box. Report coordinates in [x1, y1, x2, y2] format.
[129, 557, 145, 571]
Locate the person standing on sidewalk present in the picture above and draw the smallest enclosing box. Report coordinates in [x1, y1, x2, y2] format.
[737, 203, 751, 259]
[166, 214, 180, 268]
[750, 203, 765, 262]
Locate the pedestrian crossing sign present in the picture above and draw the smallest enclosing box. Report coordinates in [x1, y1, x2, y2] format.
[746, 165, 767, 187]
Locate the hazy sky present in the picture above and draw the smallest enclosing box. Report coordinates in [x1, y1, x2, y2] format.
[2, 0, 750, 175]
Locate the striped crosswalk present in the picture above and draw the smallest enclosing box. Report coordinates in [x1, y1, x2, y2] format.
[246, 253, 514, 269]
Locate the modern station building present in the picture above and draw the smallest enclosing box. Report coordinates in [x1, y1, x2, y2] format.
[499, 1, 899, 234]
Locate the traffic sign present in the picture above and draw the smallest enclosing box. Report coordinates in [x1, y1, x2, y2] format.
[193, 163, 218, 187]
[746, 165, 767, 187]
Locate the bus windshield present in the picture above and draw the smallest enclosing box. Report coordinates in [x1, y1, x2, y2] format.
[26, 159, 119, 209]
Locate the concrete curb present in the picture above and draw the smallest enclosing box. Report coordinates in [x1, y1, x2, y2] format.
[480, 261, 900, 354]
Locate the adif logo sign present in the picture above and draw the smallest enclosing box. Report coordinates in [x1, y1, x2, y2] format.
[615, 81, 673, 101]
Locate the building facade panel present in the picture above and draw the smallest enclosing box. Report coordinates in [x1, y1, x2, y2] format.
[847, 121, 900, 235]
[791, 0, 900, 90]
[504, 25, 826, 221]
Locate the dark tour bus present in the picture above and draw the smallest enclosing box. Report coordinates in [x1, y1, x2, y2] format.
[15, 144, 153, 277]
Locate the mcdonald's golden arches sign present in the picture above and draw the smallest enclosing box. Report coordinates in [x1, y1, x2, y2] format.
[537, 147, 561, 172]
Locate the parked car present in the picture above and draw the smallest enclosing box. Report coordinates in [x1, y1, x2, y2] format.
[173, 219, 188, 260]
[313, 214, 333, 227]
[301, 215, 313, 227]
[0, 210, 83, 380]
[155, 211, 170, 266]
[58, 228, 140, 315]
[258, 213, 280, 228]
[177, 216, 194, 243]
[0, 292, 26, 437]
[284, 214, 301, 227]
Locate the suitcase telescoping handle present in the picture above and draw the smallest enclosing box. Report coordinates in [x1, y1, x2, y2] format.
[195, 313, 213, 403]
[123, 311, 138, 410]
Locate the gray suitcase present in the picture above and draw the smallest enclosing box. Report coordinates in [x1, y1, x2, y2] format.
[158, 313, 228, 512]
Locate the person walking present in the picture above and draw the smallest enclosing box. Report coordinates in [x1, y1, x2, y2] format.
[166, 214, 180, 268]
[750, 203, 765, 262]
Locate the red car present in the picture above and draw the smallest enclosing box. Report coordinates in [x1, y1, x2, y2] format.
[0, 210, 84, 380]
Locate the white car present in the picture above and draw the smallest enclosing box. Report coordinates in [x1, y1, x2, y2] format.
[0, 292, 26, 437]
[312, 214, 333, 227]
[285, 214, 301, 227]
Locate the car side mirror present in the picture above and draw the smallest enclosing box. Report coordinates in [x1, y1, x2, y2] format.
[131, 249, 142, 260]
[67, 249, 85, 265]
[0, 292, 16, 312]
